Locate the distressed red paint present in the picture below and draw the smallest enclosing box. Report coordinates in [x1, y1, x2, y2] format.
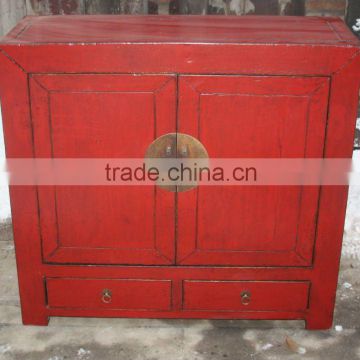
[0, 15, 359, 329]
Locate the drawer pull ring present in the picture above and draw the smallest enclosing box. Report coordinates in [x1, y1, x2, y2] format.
[241, 290, 251, 305]
[101, 289, 112, 304]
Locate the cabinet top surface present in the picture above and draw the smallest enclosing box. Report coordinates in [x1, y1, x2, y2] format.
[1, 15, 359, 46]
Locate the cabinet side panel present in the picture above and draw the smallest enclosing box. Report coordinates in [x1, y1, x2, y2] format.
[306, 53, 360, 330]
[0, 50, 48, 325]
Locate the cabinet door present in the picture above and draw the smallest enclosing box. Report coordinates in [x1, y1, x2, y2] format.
[177, 75, 329, 266]
[30, 74, 176, 265]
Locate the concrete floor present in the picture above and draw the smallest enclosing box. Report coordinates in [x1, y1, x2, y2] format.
[0, 223, 360, 360]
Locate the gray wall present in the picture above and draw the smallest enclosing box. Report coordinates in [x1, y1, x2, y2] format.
[0, 0, 26, 36]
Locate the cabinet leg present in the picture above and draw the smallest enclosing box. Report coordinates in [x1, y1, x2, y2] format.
[18, 279, 49, 326]
[305, 315, 333, 330]
[21, 312, 49, 326]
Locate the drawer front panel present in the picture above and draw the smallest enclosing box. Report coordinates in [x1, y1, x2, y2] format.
[183, 281, 310, 312]
[47, 278, 172, 310]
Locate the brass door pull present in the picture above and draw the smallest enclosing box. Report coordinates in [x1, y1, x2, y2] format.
[145, 133, 208, 160]
[102, 289, 112, 304]
[145, 133, 208, 192]
[180, 145, 188, 157]
[165, 145, 173, 157]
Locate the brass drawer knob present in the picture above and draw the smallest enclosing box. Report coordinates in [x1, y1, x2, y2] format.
[241, 290, 251, 305]
[101, 289, 112, 304]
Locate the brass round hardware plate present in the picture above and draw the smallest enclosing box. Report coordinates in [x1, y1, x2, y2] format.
[101, 288, 112, 304]
[145, 133, 208, 192]
[145, 133, 177, 159]
[240, 290, 251, 306]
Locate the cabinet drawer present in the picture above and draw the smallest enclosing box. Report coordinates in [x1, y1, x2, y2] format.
[183, 281, 310, 312]
[47, 278, 172, 310]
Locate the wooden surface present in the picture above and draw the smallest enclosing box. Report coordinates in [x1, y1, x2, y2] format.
[0, 1, 352, 38]
[30, 74, 176, 265]
[183, 281, 310, 311]
[47, 278, 172, 310]
[177, 75, 329, 266]
[0, 15, 359, 329]
[2, 15, 358, 45]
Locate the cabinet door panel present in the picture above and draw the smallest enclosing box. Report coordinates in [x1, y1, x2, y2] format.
[30, 74, 176, 265]
[177, 75, 329, 266]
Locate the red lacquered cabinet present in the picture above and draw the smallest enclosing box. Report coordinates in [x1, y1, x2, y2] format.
[0, 15, 359, 329]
